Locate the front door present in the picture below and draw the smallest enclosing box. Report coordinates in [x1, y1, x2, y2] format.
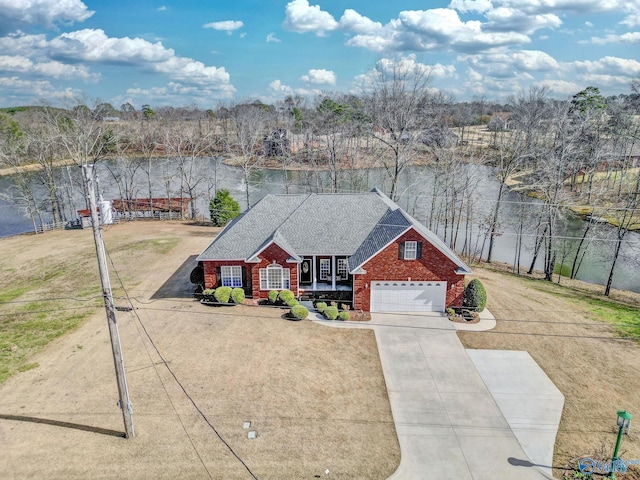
[300, 258, 312, 284]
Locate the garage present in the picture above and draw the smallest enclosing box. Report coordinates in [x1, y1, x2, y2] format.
[370, 281, 447, 312]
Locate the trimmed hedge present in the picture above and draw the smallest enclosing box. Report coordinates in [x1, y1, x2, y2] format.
[278, 289, 295, 304]
[338, 311, 350, 321]
[231, 288, 245, 304]
[287, 299, 299, 308]
[324, 306, 338, 320]
[268, 290, 279, 303]
[463, 279, 487, 312]
[290, 305, 309, 320]
[214, 286, 232, 303]
[315, 301, 327, 313]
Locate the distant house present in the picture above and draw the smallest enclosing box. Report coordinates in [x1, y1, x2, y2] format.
[196, 189, 471, 312]
[263, 129, 290, 156]
[112, 197, 190, 218]
[487, 112, 510, 131]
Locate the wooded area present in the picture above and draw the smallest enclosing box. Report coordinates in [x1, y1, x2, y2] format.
[1, 61, 639, 296]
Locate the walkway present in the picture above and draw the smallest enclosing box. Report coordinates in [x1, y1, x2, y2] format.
[310, 308, 562, 479]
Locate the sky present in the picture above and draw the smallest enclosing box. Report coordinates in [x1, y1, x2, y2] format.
[0, 0, 639, 109]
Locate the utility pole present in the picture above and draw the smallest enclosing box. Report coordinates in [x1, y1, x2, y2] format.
[82, 164, 135, 438]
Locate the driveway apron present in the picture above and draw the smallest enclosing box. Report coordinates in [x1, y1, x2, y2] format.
[319, 312, 550, 480]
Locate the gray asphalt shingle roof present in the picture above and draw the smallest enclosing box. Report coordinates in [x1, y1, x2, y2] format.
[196, 189, 472, 274]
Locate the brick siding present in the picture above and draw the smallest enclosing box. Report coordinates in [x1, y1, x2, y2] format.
[353, 229, 465, 311]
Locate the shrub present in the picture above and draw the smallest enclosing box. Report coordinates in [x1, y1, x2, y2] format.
[287, 299, 299, 308]
[268, 290, 279, 303]
[231, 288, 245, 304]
[463, 279, 487, 312]
[214, 286, 232, 304]
[338, 311, 349, 321]
[209, 189, 241, 226]
[446, 307, 455, 317]
[278, 289, 295, 304]
[201, 288, 216, 302]
[324, 306, 338, 320]
[290, 305, 309, 320]
[315, 301, 327, 313]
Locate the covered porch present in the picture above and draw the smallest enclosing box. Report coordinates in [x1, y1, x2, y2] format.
[297, 255, 354, 305]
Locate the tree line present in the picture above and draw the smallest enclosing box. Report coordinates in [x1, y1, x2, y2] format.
[0, 61, 639, 296]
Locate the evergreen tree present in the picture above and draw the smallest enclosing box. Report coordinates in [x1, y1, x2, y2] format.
[209, 189, 240, 226]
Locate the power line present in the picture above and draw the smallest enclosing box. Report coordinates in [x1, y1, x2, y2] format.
[105, 247, 259, 480]
[125, 302, 639, 342]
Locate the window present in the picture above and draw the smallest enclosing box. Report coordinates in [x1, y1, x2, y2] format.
[337, 258, 348, 280]
[399, 241, 422, 260]
[319, 259, 331, 280]
[259, 264, 290, 290]
[403, 241, 417, 260]
[220, 266, 242, 287]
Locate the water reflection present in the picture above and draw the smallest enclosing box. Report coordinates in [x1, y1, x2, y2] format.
[0, 158, 637, 293]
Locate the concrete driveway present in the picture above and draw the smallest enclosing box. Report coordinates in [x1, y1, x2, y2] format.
[312, 310, 560, 480]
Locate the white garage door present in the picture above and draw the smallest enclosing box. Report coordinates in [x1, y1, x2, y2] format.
[370, 281, 447, 312]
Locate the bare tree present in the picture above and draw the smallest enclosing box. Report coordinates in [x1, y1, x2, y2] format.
[604, 169, 640, 296]
[226, 102, 272, 207]
[162, 113, 213, 219]
[365, 57, 433, 201]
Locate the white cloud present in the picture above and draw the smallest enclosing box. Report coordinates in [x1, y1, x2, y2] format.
[155, 56, 233, 92]
[460, 49, 559, 77]
[339, 9, 382, 35]
[266, 33, 281, 43]
[341, 8, 531, 54]
[534, 79, 584, 96]
[352, 55, 455, 95]
[0, 54, 98, 80]
[377, 55, 437, 78]
[484, 8, 562, 34]
[0, 0, 94, 33]
[0, 75, 80, 100]
[127, 80, 235, 104]
[269, 79, 294, 95]
[203, 20, 244, 34]
[268, 79, 320, 99]
[571, 56, 640, 77]
[282, 0, 338, 36]
[449, 0, 493, 13]
[587, 32, 640, 44]
[300, 68, 336, 85]
[158, 6, 167, 11]
[45, 28, 233, 89]
[621, 12, 640, 27]
[49, 29, 172, 64]
[0, 32, 48, 56]
[396, 9, 531, 52]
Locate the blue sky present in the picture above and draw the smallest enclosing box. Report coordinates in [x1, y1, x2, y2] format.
[0, 0, 639, 109]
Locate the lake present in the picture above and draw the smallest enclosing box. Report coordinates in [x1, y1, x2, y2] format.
[1, 157, 638, 293]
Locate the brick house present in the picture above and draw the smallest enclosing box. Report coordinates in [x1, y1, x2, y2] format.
[196, 189, 471, 312]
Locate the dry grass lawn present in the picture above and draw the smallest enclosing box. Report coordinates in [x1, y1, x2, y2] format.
[0, 222, 399, 479]
[458, 264, 640, 479]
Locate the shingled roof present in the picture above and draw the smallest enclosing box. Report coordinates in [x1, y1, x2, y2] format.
[196, 189, 472, 274]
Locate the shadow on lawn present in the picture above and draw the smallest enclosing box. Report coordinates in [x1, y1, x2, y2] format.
[0, 414, 125, 438]
[150, 255, 199, 300]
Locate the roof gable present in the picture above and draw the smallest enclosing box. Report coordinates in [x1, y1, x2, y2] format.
[197, 189, 471, 275]
[347, 208, 410, 271]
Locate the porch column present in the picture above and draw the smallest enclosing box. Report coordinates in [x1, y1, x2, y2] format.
[312, 255, 317, 291]
[331, 255, 336, 291]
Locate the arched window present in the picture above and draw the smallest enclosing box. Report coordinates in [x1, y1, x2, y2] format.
[259, 263, 291, 290]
